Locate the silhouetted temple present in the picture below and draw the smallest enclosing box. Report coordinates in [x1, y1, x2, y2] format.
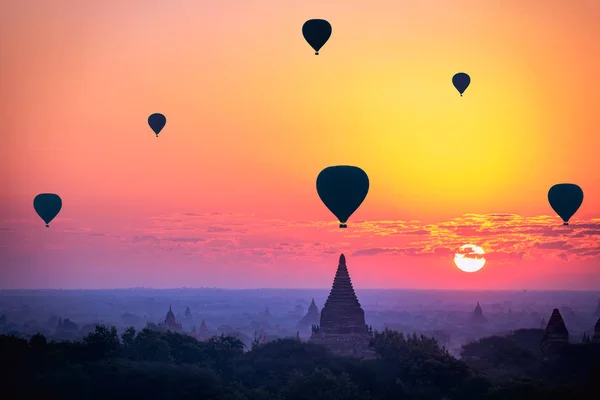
[297, 298, 320, 332]
[158, 305, 182, 332]
[190, 319, 209, 340]
[592, 318, 600, 344]
[262, 307, 272, 319]
[309, 254, 375, 358]
[541, 308, 569, 355]
[468, 302, 487, 324]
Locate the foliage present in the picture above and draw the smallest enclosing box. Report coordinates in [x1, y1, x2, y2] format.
[0, 326, 599, 399]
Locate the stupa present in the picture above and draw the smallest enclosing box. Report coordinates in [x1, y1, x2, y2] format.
[592, 317, 600, 344]
[468, 302, 487, 324]
[309, 254, 375, 358]
[297, 298, 320, 332]
[158, 305, 182, 332]
[541, 308, 569, 355]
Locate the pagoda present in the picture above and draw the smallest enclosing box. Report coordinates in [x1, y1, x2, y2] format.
[468, 302, 487, 324]
[191, 319, 210, 340]
[309, 254, 375, 358]
[158, 305, 182, 332]
[541, 308, 569, 355]
[297, 298, 320, 333]
[592, 317, 600, 344]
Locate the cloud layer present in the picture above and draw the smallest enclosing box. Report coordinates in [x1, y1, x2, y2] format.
[4, 213, 599, 265]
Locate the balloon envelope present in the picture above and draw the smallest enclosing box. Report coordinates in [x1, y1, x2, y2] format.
[316, 166, 369, 228]
[452, 72, 471, 96]
[148, 113, 166, 137]
[33, 193, 62, 227]
[302, 19, 332, 55]
[548, 183, 584, 225]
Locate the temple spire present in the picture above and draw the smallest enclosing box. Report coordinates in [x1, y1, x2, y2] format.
[469, 301, 486, 323]
[309, 253, 374, 358]
[318, 253, 365, 334]
[591, 317, 600, 343]
[541, 308, 569, 355]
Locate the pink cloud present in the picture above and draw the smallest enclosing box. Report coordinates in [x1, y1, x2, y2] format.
[1, 212, 599, 289]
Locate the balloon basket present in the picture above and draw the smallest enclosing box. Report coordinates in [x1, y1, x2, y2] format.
[339, 224, 347, 229]
[563, 222, 569, 226]
[45, 224, 49, 228]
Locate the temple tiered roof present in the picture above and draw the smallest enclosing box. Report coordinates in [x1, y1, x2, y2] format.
[469, 302, 487, 324]
[158, 305, 182, 331]
[297, 298, 320, 331]
[545, 308, 568, 336]
[541, 308, 569, 355]
[165, 305, 176, 324]
[309, 254, 375, 358]
[319, 254, 367, 334]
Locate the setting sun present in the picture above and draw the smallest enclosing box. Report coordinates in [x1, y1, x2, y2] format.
[454, 244, 486, 273]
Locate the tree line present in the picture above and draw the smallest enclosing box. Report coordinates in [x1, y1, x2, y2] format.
[1, 325, 599, 399]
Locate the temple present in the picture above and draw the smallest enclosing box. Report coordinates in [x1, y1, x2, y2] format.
[541, 308, 569, 356]
[297, 298, 320, 333]
[158, 305, 182, 332]
[592, 317, 600, 344]
[468, 302, 487, 324]
[191, 319, 210, 340]
[309, 254, 375, 358]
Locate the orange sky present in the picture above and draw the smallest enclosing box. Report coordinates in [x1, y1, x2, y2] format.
[1, 0, 599, 290]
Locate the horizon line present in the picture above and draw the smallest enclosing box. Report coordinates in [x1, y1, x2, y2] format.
[1, 287, 599, 292]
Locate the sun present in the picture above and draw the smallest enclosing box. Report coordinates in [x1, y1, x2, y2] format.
[454, 244, 486, 273]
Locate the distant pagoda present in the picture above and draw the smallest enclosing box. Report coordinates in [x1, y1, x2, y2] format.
[297, 298, 320, 333]
[592, 317, 600, 344]
[541, 308, 569, 355]
[468, 302, 487, 324]
[191, 319, 210, 340]
[309, 254, 375, 358]
[158, 305, 182, 332]
[262, 306, 272, 319]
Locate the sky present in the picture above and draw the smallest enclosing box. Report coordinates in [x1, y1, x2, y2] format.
[1, 0, 600, 290]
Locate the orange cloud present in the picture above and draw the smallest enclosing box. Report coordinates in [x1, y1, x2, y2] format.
[4, 213, 598, 266]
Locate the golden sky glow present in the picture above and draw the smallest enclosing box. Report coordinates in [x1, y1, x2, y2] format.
[1, 0, 599, 289]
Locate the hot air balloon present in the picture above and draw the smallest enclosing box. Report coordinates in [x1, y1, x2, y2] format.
[33, 193, 62, 227]
[452, 72, 471, 96]
[148, 113, 166, 137]
[316, 166, 369, 228]
[302, 19, 332, 55]
[548, 183, 584, 225]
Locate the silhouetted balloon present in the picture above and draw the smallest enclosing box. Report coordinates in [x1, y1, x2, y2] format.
[33, 193, 62, 228]
[548, 183, 584, 225]
[452, 72, 471, 96]
[148, 113, 166, 137]
[316, 166, 369, 228]
[302, 19, 332, 55]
